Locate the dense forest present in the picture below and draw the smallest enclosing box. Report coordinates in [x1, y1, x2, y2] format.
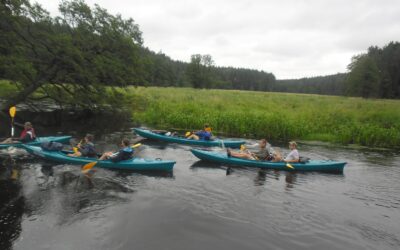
[273, 74, 346, 95]
[345, 42, 400, 98]
[1, 0, 400, 115]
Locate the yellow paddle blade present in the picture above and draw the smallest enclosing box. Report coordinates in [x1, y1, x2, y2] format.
[131, 143, 141, 148]
[73, 147, 78, 153]
[9, 106, 16, 118]
[286, 163, 295, 170]
[240, 144, 246, 151]
[185, 131, 191, 137]
[82, 161, 97, 173]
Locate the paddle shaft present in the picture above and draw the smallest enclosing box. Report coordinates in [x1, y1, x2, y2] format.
[9, 107, 16, 137]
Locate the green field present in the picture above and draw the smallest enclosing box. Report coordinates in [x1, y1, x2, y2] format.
[1, 81, 400, 148]
[126, 87, 400, 148]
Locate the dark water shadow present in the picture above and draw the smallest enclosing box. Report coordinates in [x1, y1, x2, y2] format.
[19, 162, 157, 226]
[0, 156, 24, 250]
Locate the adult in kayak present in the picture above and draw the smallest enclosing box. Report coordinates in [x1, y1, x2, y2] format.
[99, 138, 134, 162]
[284, 141, 299, 163]
[68, 134, 97, 158]
[1, 122, 36, 144]
[227, 139, 272, 160]
[186, 124, 212, 141]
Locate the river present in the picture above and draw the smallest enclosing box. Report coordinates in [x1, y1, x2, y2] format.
[0, 110, 399, 250]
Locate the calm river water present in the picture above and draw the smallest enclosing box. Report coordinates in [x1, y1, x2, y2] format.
[0, 111, 399, 250]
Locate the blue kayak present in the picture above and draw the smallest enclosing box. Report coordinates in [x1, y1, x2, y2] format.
[134, 128, 245, 148]
[0, 136, 72, 149]
[191, 149, 347, 172]
[22, 145, 176, 171]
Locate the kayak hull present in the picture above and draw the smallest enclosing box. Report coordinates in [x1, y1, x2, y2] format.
[191, 149, 347, 172]
[0, 136, 72, 149]
[22, 145, 176, 171]
[133, 128, 244, 148]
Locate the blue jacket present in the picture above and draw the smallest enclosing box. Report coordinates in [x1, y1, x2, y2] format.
[195, 131, 212, 140]
[110, 147, 134, 163]
[79, 142, 97, 157]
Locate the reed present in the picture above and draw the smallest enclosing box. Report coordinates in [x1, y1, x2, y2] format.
[127, 87, 400, 148]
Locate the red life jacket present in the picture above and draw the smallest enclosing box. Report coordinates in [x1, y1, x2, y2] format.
[20, 128, 36, 140]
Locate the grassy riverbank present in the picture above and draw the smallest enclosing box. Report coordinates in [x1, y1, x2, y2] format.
[126, 87, 400, 148]
[1, 81, 399, 148]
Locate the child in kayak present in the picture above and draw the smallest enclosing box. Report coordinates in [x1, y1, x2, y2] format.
[186, 124, 212, 141]
[227, 139, 272, 160]
[1, 122, 36, 144]
[68, 134, 97, 158]
[284, 141, 299, 162]
[99, 138, 134, 162]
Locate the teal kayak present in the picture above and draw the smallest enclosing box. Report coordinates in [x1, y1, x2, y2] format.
[134, 128, 245, 148]
[0, 136, 72, 149]
[22, 145, 176, 171]
[191, 149, 347, 172]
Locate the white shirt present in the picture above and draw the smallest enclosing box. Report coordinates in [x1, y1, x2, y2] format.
[284, 149, 299, 161]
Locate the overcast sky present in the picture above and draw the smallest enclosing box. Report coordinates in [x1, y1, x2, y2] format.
[34, 0, 400, 79]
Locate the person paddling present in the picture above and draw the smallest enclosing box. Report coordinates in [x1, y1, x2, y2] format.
[68, 134, 97, 158]
[186, 124, 213, 141]
[227, 139, 272, 160]
[1, 122, 36, 144]
[99, 138, 134, 162]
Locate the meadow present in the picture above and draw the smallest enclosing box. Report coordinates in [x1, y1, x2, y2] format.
[126, 87, 400, 148]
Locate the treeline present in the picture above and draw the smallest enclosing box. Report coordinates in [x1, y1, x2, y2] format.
[268, 42, 400, 98]
[139, 50, 276, 91]
[273, 74, 346, 96]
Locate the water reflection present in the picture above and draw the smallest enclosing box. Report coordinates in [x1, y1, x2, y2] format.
[254, 169, 267, 186]
[1, 108, 400, 250]
[285, 172, 297, 190]
[0, 156, 24, 250]
[19, 161, 175, 227]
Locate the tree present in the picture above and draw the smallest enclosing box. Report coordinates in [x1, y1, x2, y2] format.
[186, 54, 214, 88]
[346, 55, 380, 98]
[0, 0, 143, 114]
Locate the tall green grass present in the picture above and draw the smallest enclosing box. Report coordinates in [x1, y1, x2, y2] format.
[127, 87, 400, 148]
[2, 81, 399, 148]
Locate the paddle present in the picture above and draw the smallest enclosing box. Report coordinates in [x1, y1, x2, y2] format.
[72, 139, 83, 153]
[81, 161, 97, 174]
[75, 161, 97, 189]
[286, 163, 295, 170]
[9, 106, 16, 137]
[131, 143, 141, 149]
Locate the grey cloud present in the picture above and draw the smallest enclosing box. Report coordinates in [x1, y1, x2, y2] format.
[34, 0, 400, 78]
